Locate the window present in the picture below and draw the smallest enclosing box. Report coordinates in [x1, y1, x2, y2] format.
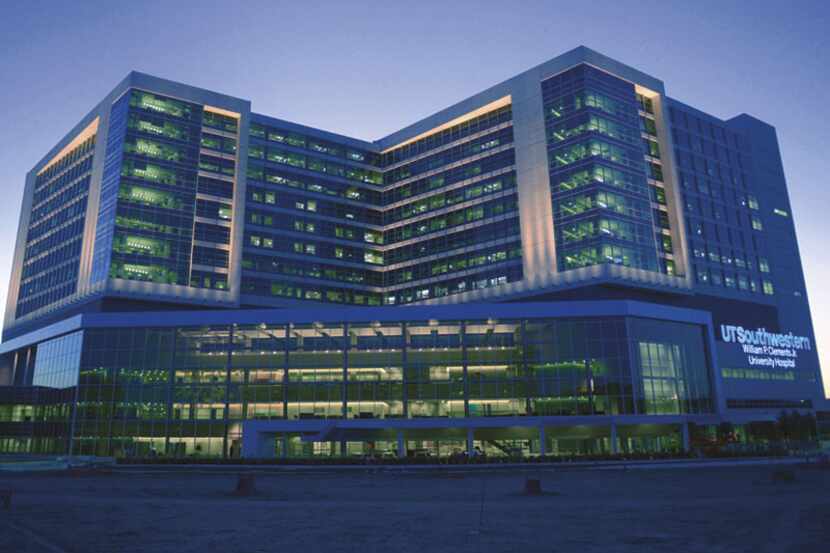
[364, 251, 383, 265]
[762, 280, 774, 295]
[751, 217, 763, 231]
[364, 231, 382, 244]
[759, 258, 770, 273]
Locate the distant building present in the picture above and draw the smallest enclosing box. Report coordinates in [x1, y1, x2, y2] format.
[0, 47, 822, 459]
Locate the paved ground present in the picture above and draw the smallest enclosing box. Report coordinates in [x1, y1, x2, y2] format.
[0, 462, 828, 553]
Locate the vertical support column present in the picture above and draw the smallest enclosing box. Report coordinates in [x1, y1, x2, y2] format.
[281, 434, 288, 459]
[466, 427, 475, 456]
[522, 320, 531, 415]
[25, 347, 35, 385]
[342, 323, 349, 420]
[461, 321, 469, 418]
[67, 372, 81, 457]
[585, 357, 595, 414]
[681, 421, 690, 452]
[397, 430, 406, 459]
[401, 322, 408, 419]
[538, 426, 547, 457]
[223, 325, 234, 459]
[282, 325, 290, 419]
[610, 420, 618, 454]
[341, 322, 349, 458]
[164, 328, 177, 457]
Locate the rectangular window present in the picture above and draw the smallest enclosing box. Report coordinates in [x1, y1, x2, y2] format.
[364, 251, 383, 265]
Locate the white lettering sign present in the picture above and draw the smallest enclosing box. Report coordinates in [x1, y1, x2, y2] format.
[720, 324, 810, 370]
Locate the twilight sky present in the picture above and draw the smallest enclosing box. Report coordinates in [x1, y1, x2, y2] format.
[0, 0, 828, 392]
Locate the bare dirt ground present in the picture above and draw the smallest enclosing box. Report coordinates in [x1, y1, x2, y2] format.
[0, 462, 828, 553]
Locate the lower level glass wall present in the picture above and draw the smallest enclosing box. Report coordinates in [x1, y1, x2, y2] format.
[7, 314, 716, 458]
[259, 424, 687, 459]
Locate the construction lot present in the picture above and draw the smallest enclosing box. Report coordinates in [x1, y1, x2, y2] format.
[0, 461, 828, 553]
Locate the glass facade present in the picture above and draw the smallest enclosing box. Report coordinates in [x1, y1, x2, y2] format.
[241, 103, 521, 308]
[91, 90, 240, 293]
[0, 314, 714, 458]
[542, 65, 665, 273]
[5, 50, 806, 333]
[31, 331, 84, 389]
[243, 117, 385, 306]
[17, 130, 96, 318]
[0, 332, 83, 454]
[670, 101, 771, 297]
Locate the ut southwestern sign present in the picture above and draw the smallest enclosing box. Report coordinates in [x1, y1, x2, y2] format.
[720, 325, 811, 369]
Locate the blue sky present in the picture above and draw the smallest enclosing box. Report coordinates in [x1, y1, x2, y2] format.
[1, 0, 828, 391]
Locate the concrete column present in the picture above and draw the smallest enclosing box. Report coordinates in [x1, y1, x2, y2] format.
[538, 426, 547, 456]
[681, 422, 690, 452]
[397, 430, 406, 459]
[280, 435, 288, 459]
[466, 428, 475, 456]
[610, 420, 618, 454]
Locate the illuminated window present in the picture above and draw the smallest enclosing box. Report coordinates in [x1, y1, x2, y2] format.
[364, 251, 383, 265]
